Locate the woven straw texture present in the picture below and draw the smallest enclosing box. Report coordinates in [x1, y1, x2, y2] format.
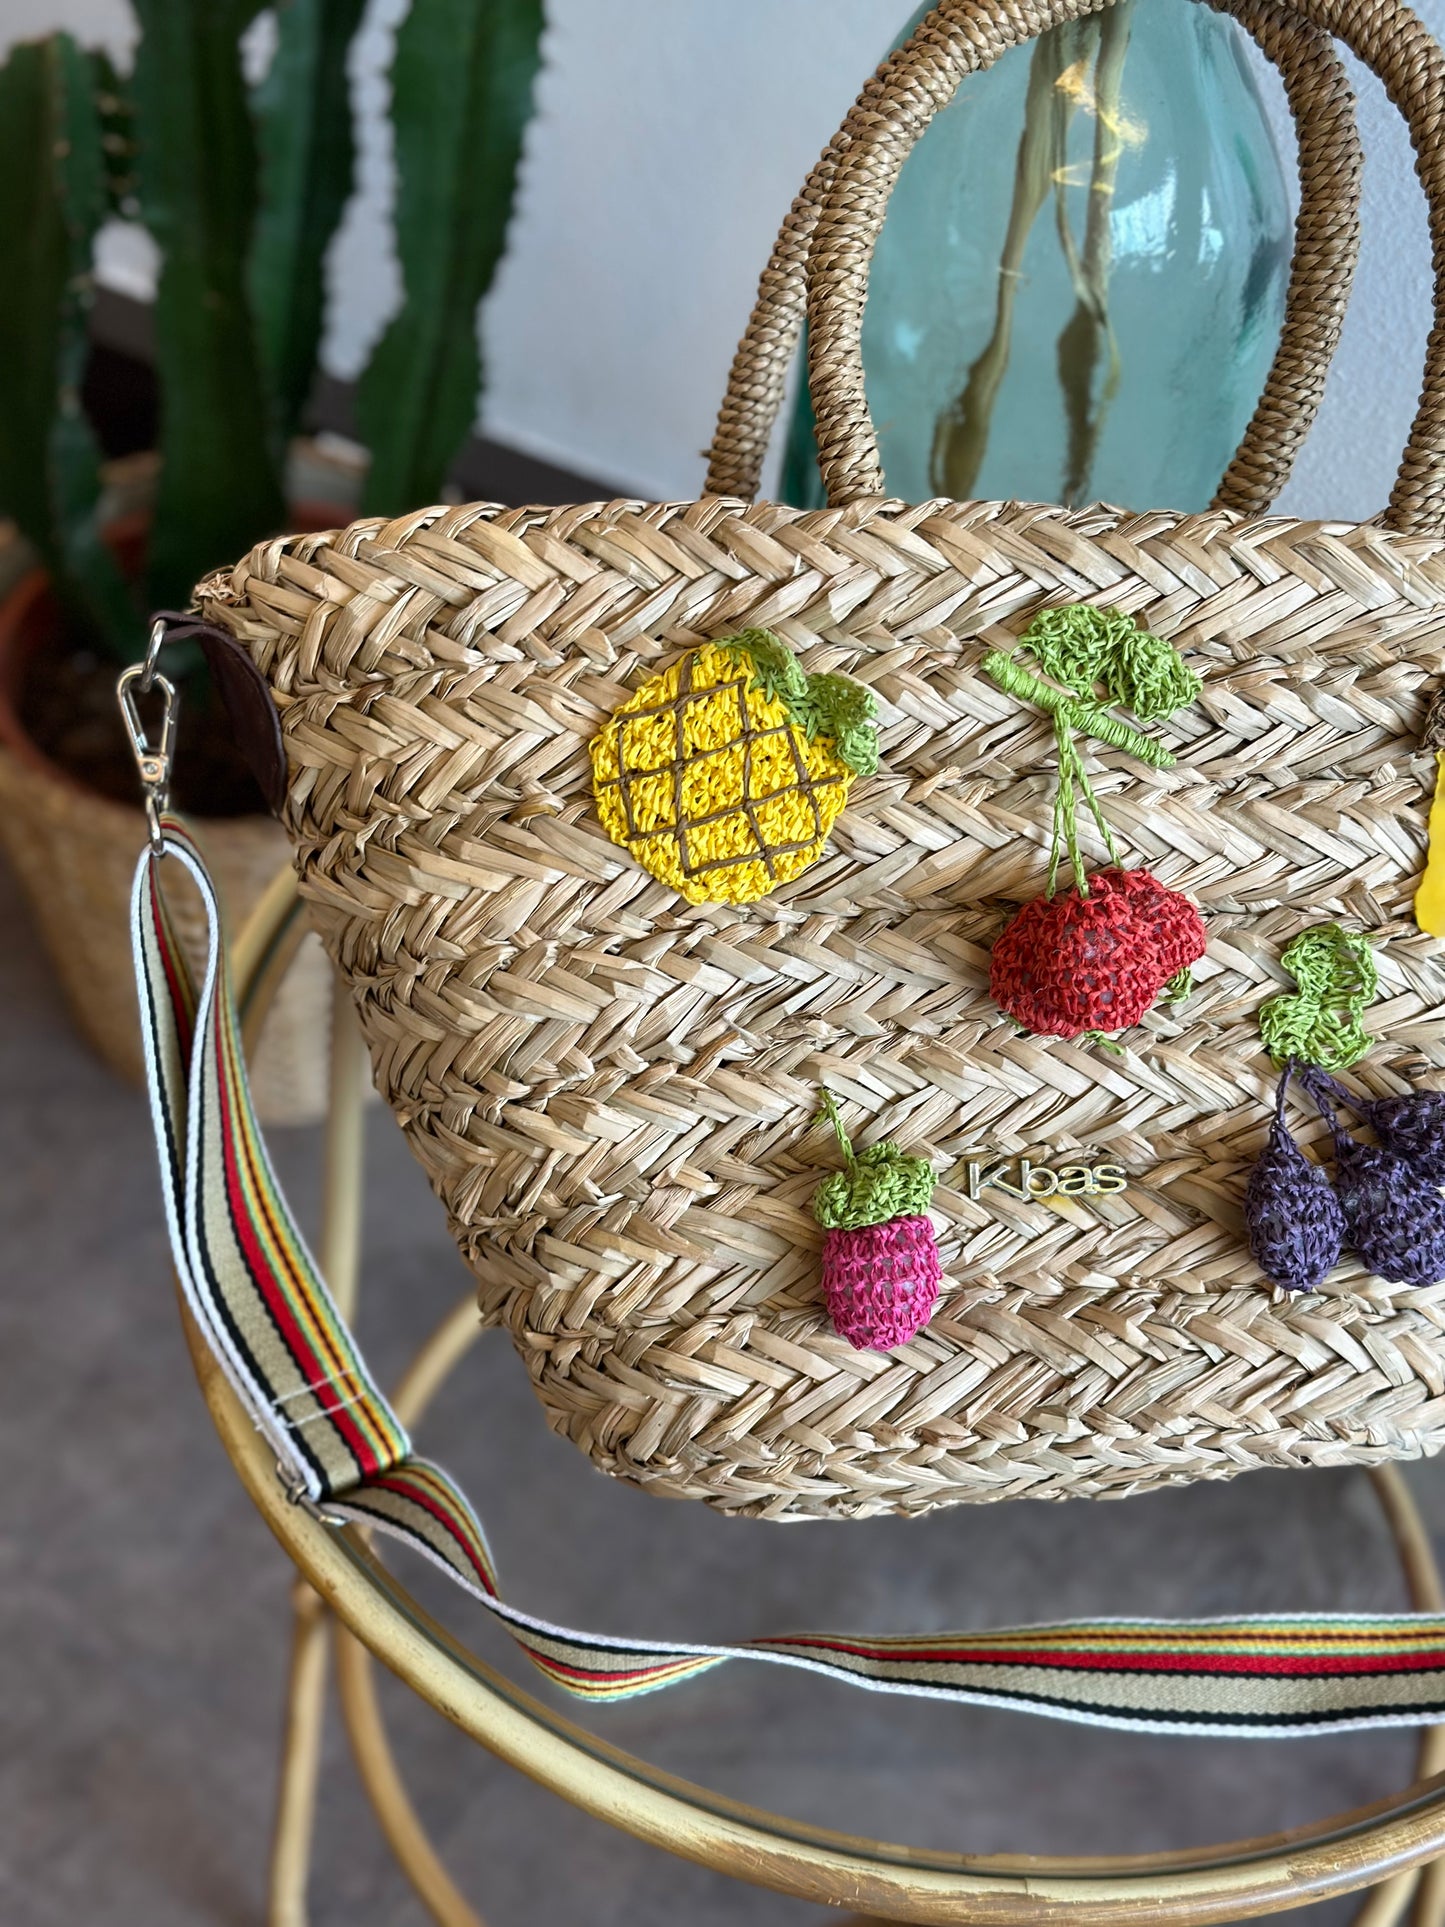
[196, 0, 1445, 1518]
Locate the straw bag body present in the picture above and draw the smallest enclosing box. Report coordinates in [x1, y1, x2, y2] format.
[196, 0, 1445, 1520]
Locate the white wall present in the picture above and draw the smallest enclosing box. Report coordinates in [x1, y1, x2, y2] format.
[1258, 0, 1444, 521]
[330, 0, 906, 498]
[3, 0, 1441, 517]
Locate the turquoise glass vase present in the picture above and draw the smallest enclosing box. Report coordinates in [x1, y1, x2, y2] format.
[781, 0, 1292, 511]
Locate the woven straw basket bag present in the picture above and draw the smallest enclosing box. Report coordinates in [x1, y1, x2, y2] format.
[194, 0, 1445, 1522]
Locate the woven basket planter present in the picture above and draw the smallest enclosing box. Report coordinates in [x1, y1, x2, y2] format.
[0, 494, 339, 1126]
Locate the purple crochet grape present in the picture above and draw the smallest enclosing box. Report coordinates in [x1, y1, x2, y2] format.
[1332, 1139, 1445, 1286]
[1363, 1090, 1445, 1185]
[1245, 1115, 1346, 1292]
[1298, 1068, 1445, 1189]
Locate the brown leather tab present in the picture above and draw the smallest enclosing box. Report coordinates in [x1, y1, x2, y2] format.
[152, 611, 288, 817]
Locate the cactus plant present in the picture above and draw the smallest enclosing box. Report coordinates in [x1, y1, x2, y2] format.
[356, 0, 544, 515]
[249, 0, 368, 451]
[0, 34, 142, 654]
[130, 0, 287, 615]
[0, 0, 544, 685]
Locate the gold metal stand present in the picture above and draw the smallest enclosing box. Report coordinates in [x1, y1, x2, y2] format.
[207, 868, 1445, 1926]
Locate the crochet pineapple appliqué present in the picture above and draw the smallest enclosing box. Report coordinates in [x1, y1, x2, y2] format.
[1415, 686, 1445, 936]
[590, 630, 878, 905]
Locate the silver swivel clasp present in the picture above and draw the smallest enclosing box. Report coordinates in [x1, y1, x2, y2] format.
[117, 617, 180, 857]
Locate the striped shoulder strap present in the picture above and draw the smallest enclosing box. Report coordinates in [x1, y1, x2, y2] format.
[132, 818, 1445, 1735]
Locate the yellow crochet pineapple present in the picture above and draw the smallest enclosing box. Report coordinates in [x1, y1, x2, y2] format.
[590, 629, 878, 904]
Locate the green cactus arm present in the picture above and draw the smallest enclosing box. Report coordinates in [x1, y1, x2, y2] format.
[248, 0, 366, 448]
[356, 0, 544, 516]
[94, 50, 137, 218]
[0, 36, 79, 564]
[0, 35, 140, 657]
[49, 42, 145, 656]
[131, 0, 285, 612]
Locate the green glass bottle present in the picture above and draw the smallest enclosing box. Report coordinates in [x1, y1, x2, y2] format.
[781, 0, 1292, 511]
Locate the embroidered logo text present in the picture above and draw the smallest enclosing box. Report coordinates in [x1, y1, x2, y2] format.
[964, 1158, 1127, 1202]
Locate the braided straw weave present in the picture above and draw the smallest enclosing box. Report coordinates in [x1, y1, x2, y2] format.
[197, 0, 1445, 1519]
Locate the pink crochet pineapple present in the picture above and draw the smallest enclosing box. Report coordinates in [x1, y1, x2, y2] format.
[812, 1094, 942, 1350]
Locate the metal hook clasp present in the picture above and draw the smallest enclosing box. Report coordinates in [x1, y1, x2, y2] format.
[117, 617, 179, 855]
[274, 1458, 319, 1512]
[138, 613, 167, 694]
[118, 650, 179, 858]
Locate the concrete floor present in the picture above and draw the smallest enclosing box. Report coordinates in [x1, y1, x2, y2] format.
[5, 851, 1445, 1927]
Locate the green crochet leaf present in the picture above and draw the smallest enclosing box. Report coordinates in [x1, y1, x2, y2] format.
[799, 671, 879, 777]
[811, 1092, 935, 1231]
[724, 628, 807, 708]
[813, 1141, 936, 1232]
[1259, 924, 1378, 1072]
[726, 630, 879, 777]
[1020, 603, 1200, 723]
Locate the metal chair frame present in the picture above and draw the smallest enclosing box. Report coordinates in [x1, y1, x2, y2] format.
[201, 864, 1445, 1926]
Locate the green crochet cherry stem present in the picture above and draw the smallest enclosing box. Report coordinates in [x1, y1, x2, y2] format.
[981, 650, 1173, 769]
[819, 1089, 855, 1167]
[1048, 714, 1121, 899]
[984, 605, 1201, 900]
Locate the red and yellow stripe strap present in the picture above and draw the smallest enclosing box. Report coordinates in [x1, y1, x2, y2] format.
[132, 817, 1445, 1733]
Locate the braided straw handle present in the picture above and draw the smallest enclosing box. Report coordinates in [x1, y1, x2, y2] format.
[799, 0, 1445, 528]
[706, 0, 1362, 518]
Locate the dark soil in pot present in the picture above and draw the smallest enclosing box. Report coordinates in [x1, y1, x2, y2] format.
[2, 504, 336, 816]
[19, 616, 266, 815]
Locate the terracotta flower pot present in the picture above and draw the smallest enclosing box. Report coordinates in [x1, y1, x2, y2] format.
[0, 505, 338, 1124]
